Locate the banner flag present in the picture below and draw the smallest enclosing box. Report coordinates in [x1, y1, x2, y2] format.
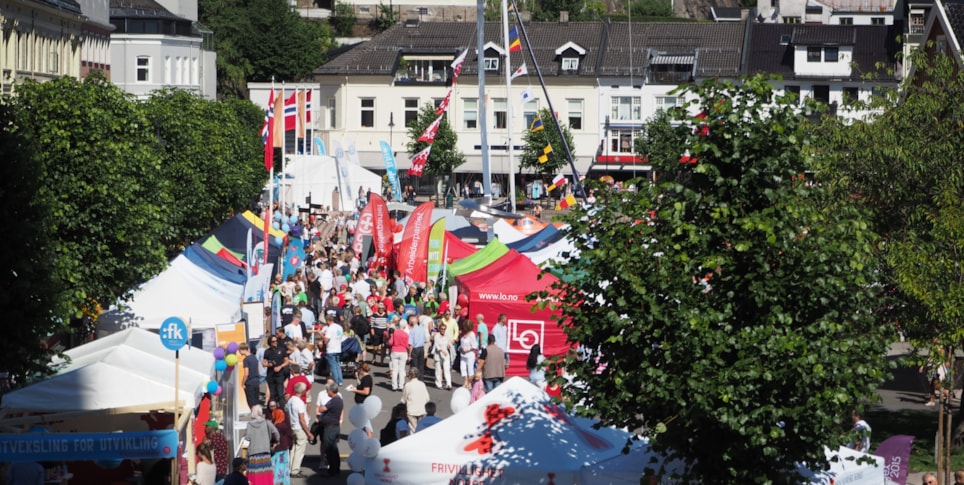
[379, 141, 403, 202]
[396, 201, 435, 283]
[426, 218, 446, 282]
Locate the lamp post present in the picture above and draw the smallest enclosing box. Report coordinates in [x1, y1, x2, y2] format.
[389, 112, 395, 149]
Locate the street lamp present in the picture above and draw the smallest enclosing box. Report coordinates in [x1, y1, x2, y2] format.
[389, 112, 395, 148]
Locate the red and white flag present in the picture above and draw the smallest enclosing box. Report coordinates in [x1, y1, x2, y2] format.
[436, 89, 453, 116]
[418, 115, 443, 143]
[451, 49, 468, 83]
[510, 63, 528, 81]
[408, 145, 432, 177]
[547, 173, 567, 191]
[283, 91, 297, 131]
[262, 88, 275, 172]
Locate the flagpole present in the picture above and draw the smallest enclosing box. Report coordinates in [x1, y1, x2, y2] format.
[477, 0, 491, 199]
[265, 78, 275, 266]
[502, 0, 516, 212]
[510, 5, 584, 202]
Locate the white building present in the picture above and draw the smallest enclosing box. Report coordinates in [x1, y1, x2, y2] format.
[0, 0, 86, 94]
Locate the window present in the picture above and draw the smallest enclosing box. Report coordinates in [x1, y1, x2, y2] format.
[136, 56, 150, 82]
[483, 57, 499, 71]
[523, 104, 538, 129]
[327, 98, 336, 129]
[805, 5, 822, 14]
[464, 99, 478, 129]
[783, 16, 801, 23]
[938, 35, 948, 55]
[785, 85, 801, 103]
[910, 13, 925, 34]
[418, 7, 428, 14]
[164, 56, 171, 84]
[567, 99, 583, 130]
[360, 98, 374, 127]
[611, 96, 641, 121]
[812, 85, 830, 104]
[824, 47, 839, 62]
[561, 57, 579, 71]
[656, 96, 678, 110]
[610, 129, 640, 154]
[807, 47, 821, 62]
[843, 87, 859, 106]
[493, 98, 507, 129]
[48, 51, 58, 73]
[404, 98, 419, 127]
[871, 17, 884, 24]
[359, 6, 369, 12]
[839, 17, 853, 25]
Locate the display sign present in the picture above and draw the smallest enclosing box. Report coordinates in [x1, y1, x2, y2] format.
[159, 316, 188, 351]
[0, 430, 178, 461]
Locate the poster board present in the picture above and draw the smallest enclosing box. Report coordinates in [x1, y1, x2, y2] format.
[242, 301, 265, 341]
[215, 322, 247, 349]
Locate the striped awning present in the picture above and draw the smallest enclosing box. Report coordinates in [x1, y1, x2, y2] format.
[651, 55, 695, 65]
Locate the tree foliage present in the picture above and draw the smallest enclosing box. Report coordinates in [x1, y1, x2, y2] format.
[331, 2, 357, 36]
[370, 2, 397, 31]
[406, 103, 466, 176]
[543, 77, 890, 483]
[520, 108, 574, 178]
[0, 102, 70, 381]
[635, 108, 689, 166]
[630, 0, 674, 17]
[200, 0, 332, 98]
[816, 49, 964, 370]
[142, 88, 266, 254]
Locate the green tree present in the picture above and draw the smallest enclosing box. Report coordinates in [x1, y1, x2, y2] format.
[9, 76, 169, 322]
[406, 104, 466, 176]
[520, 108, 574, 178]
[331, 2, 357, 36]
[630, 0, 674, 17]
[816, 49, 964, 408]
[200, 0, 332, 98]
[370, 2, 398, 31]
[634, 108, 689, 166]
[0, 102, 70, 382]
[142, 88, 265, 254]
[543, 77, 890, 483]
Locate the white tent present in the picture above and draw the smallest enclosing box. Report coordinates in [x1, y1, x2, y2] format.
[365, 377, 636, 485]
[492, 218, 527, 243]
[524, 237, 578, 266]
[97, 254, 244, 334]
[2, 328, 214, 413]
[796, 446, 885, 485]
[281, 155, 382, 211]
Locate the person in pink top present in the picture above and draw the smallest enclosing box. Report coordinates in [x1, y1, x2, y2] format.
[387, 321, 410, 391]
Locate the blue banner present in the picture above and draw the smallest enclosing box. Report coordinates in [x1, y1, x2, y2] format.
[0, 430, 178, 461]
[379, 141, 403, 202]
[313, 136, 326, 156]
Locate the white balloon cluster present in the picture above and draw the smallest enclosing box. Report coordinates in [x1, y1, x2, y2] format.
[450, 387, 471, 414]
[346, 394, 384, 484]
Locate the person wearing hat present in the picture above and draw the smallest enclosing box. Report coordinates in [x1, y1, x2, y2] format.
[203, 420, 229, 480]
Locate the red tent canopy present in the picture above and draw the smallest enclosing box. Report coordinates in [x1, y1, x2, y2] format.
[444, 231, 478, 261]
[455, 250, 566, 377]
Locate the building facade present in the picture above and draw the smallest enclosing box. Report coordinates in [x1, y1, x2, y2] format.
[0, 0, 86, 94]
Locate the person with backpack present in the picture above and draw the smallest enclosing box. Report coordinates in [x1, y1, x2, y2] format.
[350, 306, 371, 363]
[380, 403, 408, 446]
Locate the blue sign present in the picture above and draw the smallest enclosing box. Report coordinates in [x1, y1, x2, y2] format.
[0, 430, 178, 461]
[159, 316, 188, 351]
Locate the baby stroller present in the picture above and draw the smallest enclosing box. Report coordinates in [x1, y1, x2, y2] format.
[315, 336, 362, 379]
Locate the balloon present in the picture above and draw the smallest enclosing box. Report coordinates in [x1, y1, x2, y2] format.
[450, 387, 471, 414]
[224, 354, 238, 367]
[272, 221, 281, 230]
[447, 258, 454, 264]
[282, 223, 290, 232]
[273, 236, 284, 246]
[459, 307, 469, 319]
[393, 222, 403, 233]
[289, 215, 299, 225]
[206, 381, 218, 393]
[213, 348, 226, 360]
[274, 212, 283, 221]
[361, 437, 381, 458]
[226, 342, 239, 354]
[347, 472, 366, 485]
[457, 294, 469, 306]
[363, 395, 383, 421]
[349, 405, 368, 429]
[347, 429, 367, 451]
[214, 360, 227, 372]
[347, 452, 366, 472]
[214, 385, 222, 396]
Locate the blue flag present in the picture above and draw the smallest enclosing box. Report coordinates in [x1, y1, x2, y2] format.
[379, 141, 403, 202]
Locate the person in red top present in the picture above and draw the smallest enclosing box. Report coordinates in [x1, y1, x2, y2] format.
[284, 363, 312, 401]
[387, 321, 410, 391]
[338, 285, 350, 307]
[383, 292, 396, 313]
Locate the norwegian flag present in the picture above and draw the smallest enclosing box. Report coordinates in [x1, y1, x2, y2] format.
[451, 49, 468, 83]
[408, 145, 432, 177]
[418, 115, 443, 143]
[436, 89, 453, 115]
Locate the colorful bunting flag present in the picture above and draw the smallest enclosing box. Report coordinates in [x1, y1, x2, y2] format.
[508, 1, 515, 12]
[283, 91, 298, 131]
[508, 27, 521, 53]
[451, 49, 469, 82]
[510, 63, 528, 80]
[436, 89, 453, 115]
[679, 149, 698, 164]
[538, 144, 553, 164]
[530, 117, 544, 132]
[547, 173, 567, 191]
[556, 193, 576, 210]
[408, 145, 432, 177]
[520, 88, 535, 104]
[418, 115, 443, 143]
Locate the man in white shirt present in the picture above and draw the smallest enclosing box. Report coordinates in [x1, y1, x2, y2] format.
[319, 264, 334, 294]
[323, 315, 345, 385]
[284, 314, 304, 342]
[287, 382, 314, 478]
[492, 313, 509, 365]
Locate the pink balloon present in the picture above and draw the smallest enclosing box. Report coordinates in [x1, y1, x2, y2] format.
[459, 307, 469, 319]
[457, 294, 469, 306]
[214, 385, 222, 396]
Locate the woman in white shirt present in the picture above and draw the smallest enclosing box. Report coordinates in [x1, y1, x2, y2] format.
[195, 442, 216, 485]
[458, 321, 478, 387]
[433, 323, 454, 390]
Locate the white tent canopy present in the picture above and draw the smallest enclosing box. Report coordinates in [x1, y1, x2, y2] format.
[2, 328, 214, 413]
[492, 218, 527, 243]
[97, 254, 244, 334]
[365, 377, 636, 485]
[281, 155, 382, 211]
